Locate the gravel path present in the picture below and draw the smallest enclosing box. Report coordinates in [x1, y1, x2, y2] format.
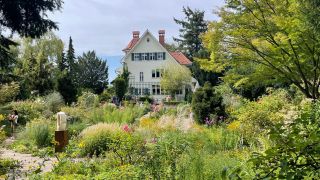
[0, 139, 58, 179]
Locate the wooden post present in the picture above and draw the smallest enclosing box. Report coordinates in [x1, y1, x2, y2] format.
[55, 130, 68, 152]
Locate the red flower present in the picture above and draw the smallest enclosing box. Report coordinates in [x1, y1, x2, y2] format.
[122, 124, 131, 132]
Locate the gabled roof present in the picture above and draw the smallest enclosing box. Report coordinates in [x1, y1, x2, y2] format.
[122, 38, 139, 52]
[122, 30, 192, 66]
[169, 52, 192, 65]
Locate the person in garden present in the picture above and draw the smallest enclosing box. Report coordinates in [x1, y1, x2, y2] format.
[8, 110, 19, 138]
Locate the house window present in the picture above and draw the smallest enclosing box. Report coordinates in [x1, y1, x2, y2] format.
[156, 69, 160, 77]
[140, 72, 144, 82]
[141, 53, 148, 60]
[152, 69, 163, 78]
[176, 89, 183, 95]
[149, 53, 155, 60]
[152, 85, 161, 95]
[134, 53, 140, 61]
[152, 70, 156, 78]
[157, 52, 163, 60]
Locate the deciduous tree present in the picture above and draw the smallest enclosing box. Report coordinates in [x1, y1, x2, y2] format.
[160, 64, 191, 99]
[200, 0, 320, 99]
[0, 0, 63, 71]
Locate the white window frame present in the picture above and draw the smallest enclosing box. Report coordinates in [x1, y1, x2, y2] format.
[157, 52, 163, 60]
[149, 53, 155, 60]
[134, 53, 140, 61]
[139, 72, 144, 82]
[141, 53, 147, 60]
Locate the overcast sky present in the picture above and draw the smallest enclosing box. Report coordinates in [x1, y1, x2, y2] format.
[51, 0, 225, 57]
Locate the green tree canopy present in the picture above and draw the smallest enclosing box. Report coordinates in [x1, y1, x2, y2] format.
[199, 0, 320, 99]
[0, 0, 63, 72]
[160, 64, 191, 98]
[113, 77, 126, 102]
[14, 33, 64, 97]
[174, 6, 220, 86]
[75, 51, 108, 94]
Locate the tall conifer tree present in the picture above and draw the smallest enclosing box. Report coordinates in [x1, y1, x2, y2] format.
[174, 7, 220, 86]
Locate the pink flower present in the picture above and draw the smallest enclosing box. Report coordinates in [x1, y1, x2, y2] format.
[123, 124, 131, 132]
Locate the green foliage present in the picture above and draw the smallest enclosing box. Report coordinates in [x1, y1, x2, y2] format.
[173, 7, 207, 59]
[120, 65, 130, 92]
[0, 129, 6, 143]
[90, 104, 146, 124]
[0, 82, 20, 104]
[113, 77, 126, 101]
[55, 36, 77, 104]
[94, 164, 141, 179]
[232, 89, 293, 140]
[56, 51, 77, 105]
[77, 91, 99, 108]
[0, 159, 19, 177]
[10, 100, 45, 124]
[44, 91, 64, 113]
[79, 123, 145, 160]
[200, 0, 320, 99]
[66, 36, 76, 73]
[14, 33, 64, 96]
[174, 7, 220, 86]
[250, 101, 320, 179]
[56, 74, 77, 105]
[138, 96, 153, 103]
[191, 82, 225, 124]
[0, 0, 62, 68]
[99, 87, 114, 103]
[79, 123, 121, 156]
[160, 64, 191, 98]
[26, 120, 53, 148]
[74, 51, 108, 94]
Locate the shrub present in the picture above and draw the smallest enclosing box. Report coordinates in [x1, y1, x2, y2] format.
[0, 159, 19, 176]
[250, 101, 320, 179]
[0, 82, 20, 104]
[26, 120, 53, 148]
[61, 106, 89, 123]
[78, 91, 99, 108]
[44, 91, 64, 113]
[99, 89, 112, 102]
[113, 77, 126, 101]
[79, 123, 121, 156]
[79, 123, 146, 160]
[94, 165, 141, 179]
[10, 100, 45, 124]
[90, 104, 146, 124]
[138, 96, 153, 103]
[231, 89, 293, 139]
[191, 82, 225, 124]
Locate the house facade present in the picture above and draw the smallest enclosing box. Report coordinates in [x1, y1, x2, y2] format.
[121, 30, 198, 101]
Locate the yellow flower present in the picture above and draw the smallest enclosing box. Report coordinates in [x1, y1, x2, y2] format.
[78, 141, 84, 148]
[0, 114, 4, 121]
[227, 121, 240, 131]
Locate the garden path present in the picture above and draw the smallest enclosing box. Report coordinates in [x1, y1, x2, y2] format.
[0, 138, 58, 179]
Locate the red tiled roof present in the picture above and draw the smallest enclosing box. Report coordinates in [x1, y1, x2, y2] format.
[170, 52, 192, 65]
[122, 38, 139, 52]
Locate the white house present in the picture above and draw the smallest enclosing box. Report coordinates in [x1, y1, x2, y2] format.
[121, 30, 199, 101]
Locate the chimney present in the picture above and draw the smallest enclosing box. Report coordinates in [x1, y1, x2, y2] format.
[158, 30, 165, 46]
[132, 31, 140, 39]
